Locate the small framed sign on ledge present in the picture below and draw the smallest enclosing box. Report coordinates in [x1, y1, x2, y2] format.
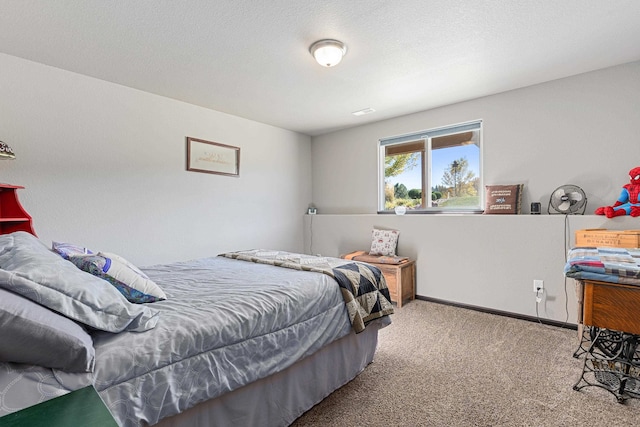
[186, 137, 240, 177]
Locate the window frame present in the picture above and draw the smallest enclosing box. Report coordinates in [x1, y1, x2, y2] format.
[377, 120, 483, 214]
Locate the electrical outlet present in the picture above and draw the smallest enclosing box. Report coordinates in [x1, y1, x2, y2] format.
[533, 279, 544, 293]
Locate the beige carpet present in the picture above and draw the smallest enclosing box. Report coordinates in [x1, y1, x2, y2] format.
[292, 300, 639, 426]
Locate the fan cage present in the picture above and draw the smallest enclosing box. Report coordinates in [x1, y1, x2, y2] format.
[548, 185, 587, 215]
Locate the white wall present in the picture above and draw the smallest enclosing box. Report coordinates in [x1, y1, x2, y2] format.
[0, 53, 312, 265]
[309, 61, 640, 323]
[304, 214, 639, 324]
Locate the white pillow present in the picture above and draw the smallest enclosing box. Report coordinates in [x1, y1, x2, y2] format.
[68, 252, 167, 303]
[100, 252, 152, 280]
[369, 228, 399, 256]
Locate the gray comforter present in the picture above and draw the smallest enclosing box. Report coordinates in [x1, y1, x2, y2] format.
[0, 255, 358, 426]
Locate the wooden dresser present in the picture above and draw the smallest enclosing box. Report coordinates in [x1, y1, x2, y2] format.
[574, 279, 640, 402]
[580, 280, 640, 335]
[572, 230, 640, 401]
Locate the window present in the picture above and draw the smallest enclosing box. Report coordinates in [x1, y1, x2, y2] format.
[379, 120, 482, 213]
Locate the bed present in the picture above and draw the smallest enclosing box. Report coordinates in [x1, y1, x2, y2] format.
[0, 232, 393, 426]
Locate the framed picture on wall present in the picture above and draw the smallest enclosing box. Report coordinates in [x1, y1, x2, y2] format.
[186, 137, 240, 177]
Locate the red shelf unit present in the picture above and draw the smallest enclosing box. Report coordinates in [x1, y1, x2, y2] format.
[0, 184, 36, 236]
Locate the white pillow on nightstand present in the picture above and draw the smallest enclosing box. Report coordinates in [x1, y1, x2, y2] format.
[369, 228, 399, 256]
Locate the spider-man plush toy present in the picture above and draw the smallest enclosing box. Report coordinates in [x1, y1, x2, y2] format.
[595, 166, 640, 218]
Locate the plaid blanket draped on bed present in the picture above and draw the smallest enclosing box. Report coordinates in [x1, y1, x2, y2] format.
[220, 250, 394, 333]
[564, 246, 640, 285]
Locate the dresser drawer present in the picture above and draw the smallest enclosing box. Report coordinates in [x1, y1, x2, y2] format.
[582, 280, 640, 335]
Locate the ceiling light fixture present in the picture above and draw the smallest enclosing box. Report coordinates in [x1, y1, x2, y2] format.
[309, 39, 347, 67]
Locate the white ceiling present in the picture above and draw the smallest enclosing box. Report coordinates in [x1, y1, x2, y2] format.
[2, 1, 640, 136]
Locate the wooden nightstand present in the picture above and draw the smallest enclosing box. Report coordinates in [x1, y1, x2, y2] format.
[374, 260, 415, 307]
[340, 252, 416, 308]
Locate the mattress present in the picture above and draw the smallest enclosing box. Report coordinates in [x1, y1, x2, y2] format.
[0, 255, 364, 426]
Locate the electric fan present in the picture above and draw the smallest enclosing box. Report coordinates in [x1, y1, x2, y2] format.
[548, 185, 587, 214]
